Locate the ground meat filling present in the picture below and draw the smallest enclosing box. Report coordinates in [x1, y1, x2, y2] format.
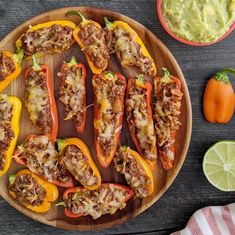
[114, 147, 151, 198]
[24, 69, 53, 134]
[58, 65, 84, 127]
[64, 184, 129, 219]
[9, 174, 46, 206]
[126, 84, 156, 161]
[0, 95, 14, 170]
[16, 135, 70, 183]
[93, 75, 125, 157]
[78, 23, 109, 69]
[153, 81, 183, 158]
[22, 24, 74, 57]
[107, 26, 155, 76]
[60, 145, 98, 187]
[0, 52, 15, 81]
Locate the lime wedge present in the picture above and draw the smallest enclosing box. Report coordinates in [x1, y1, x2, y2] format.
[203, 141, 235, 191]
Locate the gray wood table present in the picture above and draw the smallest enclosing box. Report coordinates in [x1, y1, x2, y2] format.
[0, 0, 235, 234]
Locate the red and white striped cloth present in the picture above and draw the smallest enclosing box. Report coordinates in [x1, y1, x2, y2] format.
[172, 203, 235, 235]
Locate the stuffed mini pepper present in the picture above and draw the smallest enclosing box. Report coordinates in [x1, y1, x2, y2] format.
[105, 17, 156, 77]
[153, 68, 183, 170]
[126, 75, 157, 163]
[57, 138, 101, 190]
[16, 20, 76, 58]
[114, 146, 154, 198]
[13, 135, 73, 187]
[9, 169, 58, 213]
[58, 56, 87, 133]
[57, 183, 133, 219]
[92, 70, 126, 167]
[24, 56, 58, 142]
[0, 94, 21, 176]
[67, 11, 109, 74]
[0, 50, 23, 91]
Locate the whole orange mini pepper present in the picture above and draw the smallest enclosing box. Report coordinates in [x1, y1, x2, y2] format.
[203, 68, 235, 124]
[9, 169, 58, 213]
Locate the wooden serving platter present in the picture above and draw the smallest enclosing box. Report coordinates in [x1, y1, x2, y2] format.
[0, 7, 192, 230]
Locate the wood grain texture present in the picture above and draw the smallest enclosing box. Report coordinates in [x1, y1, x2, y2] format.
[0, 6, 191, 231]
[0, 0, 234, 234]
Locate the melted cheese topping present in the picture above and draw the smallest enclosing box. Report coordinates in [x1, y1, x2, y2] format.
[61, 145, 98, 187]
[126, 84, 156, 161]
[93, 74, 125, 156]
[17, 135, 69, 182]
[22, 24, 74, 57]
[26, 80, 48, 122]
[0, 94, 14, 170]
[114, 147, 151, 198]
[0, 94, 12, 121]
[65, 184, 129, 219]
[110, 26, 155, 76]
[24, 69, 52, 133]
[59, 65, 84, 124]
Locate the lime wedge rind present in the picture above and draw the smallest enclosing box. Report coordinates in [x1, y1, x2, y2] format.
[203, 141, 235, 192]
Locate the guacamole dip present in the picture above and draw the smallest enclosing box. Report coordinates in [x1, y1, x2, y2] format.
[162, 0, 235, 43]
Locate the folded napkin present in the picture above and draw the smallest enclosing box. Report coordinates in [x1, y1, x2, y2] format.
[172, 203, 235, 235]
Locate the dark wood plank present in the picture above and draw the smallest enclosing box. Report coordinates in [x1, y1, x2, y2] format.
[0, 0, 235, 234]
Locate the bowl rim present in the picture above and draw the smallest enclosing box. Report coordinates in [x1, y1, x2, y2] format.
[157, 0, 235, 46]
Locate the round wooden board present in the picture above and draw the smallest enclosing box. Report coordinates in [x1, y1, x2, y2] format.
[0, 7, 192, 231]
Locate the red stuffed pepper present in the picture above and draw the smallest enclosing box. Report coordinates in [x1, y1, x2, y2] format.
[56, 183, 133, 219]
[126, 75, 157, 163]
[153, 68, 183, 170]
[58, 56, 87, 133]
[92, 71, 126, 167]
[13, 135, 73, 187]
[24, 55, 58, 142]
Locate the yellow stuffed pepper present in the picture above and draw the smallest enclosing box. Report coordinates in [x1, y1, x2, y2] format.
[104, 17, 157, 77]
[0, 50, 23, 92]
[9, 169, 58, 213]
[15, 20, 76, 58]
[0, 94, 22, 176]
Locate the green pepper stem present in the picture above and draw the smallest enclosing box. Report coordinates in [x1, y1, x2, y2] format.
[68, 56, 77, 67]
[55, 202, 65, 207]
[104, 70, 115, 80]
[9, 175, 15, 184]
[161, 68, 171, 83]
[137, 74, 144, 83]
[104, 17, 113, 29]
[215, 68, 235, 84]
[56, 139, 64, 151]
[13, 49, 24, 65]
[66, 11, 86, 22]
[32, 55, 41, 71]
[120, 145, 128, 151]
